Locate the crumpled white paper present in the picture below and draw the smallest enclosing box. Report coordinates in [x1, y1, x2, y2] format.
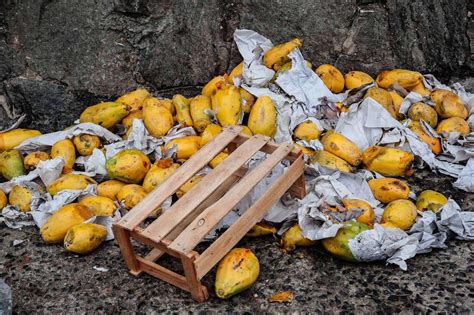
[75, 148, 107, 179]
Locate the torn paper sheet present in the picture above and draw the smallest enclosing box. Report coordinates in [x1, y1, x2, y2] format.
[436, 199, 474, 240]
[0, 114, 26, 133]
[0, 206, 36, 229]
[74, 148, 107, 179]
[453, 158, 474, 192]
[399, 92, 424, 114]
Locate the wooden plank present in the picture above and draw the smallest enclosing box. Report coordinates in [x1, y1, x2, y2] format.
[117, 126, 242, 231]
[232, 134, 300, 161]
[142, 135, 271, 243]
[195, 157, 305, 279]
[137, 257, 190, 292]
[181, 253, 208, 302]
[169, 142, 295, 254]
[130, 229, 182, 259]
[112, 224, 140, 274]
[144, 248, 165, 262]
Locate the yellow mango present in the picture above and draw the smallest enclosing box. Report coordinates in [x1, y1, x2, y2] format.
[73, 134, 101, 156]
[121, 110, 143, 130]
[211, 85, 241, 126]
[240, 88, 255, 113]
[321, 221, 369, 261]
[376, 69, 423, 90]
[209, 152, 228, 168]
[365, 87, 397, 118]
[411, 82, 430, 97]
[321, 132, 362, 166]
[96, 179, 126, 200]
[79, 102, 130, 129]
[0, 129, 41, 152]
[341, 199, 375, 227]
[368, 178, 410, 204]
[436, 117, 470, 135]
[9, 184, 33, 212]
[23, 151, 50, 171]
[263, 38, 302, 70]
[0, 190, 6, 209]
[176, 175, 203, 198]
[164, 136, 201, 160]
[362, 146, 414, 177]
[315, 64, 345, 93]
[79, 195, 117, 216]
[172, 94, 193, 127]
[200, 124, 222, 147]
[381, 199, 417, 230]
[274, 60, 312, 80]
[51, 139, 76, 173]
[143, 160, 180, 192]
[239, 125, 253, 136]
[105, 149, 151, 184]
[246, 222, 277, 237]
[64, 223, 107, 254]
[281, 224, 317, 252]
[293, 121, 321, 141]
[0, 150, 25, 180]
[117, 184, 147, 210]
[408, 121, 441, 155]
[227, 62, 243, 84]
[46, 174, 97, 196]
[247, 96, 276, 137]
[202, 75, 227, 97]
[407, 102, 438, 128]
[311, 150, 353, 172]
[344, 71, 374, 90]
[40, 203, 93, 244]
[389, 91, 404, 116]
[431, 89, 468, 119]
[215, 248, 260, 299]
[295, 143, 315, 157]
[144, 97, 175, 115]
[416, 190, 448, 213]
[116, 88, 150, 111]
[143, 102, 174, 137]
[190, 95, 212, 132]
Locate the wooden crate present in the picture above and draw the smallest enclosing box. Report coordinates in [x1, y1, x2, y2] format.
[112, 125, 306, 302]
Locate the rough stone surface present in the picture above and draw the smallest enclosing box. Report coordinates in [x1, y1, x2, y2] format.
[1, 0, 473, 131]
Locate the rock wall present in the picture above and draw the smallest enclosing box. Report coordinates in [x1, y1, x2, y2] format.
[1, 0, 472, 131]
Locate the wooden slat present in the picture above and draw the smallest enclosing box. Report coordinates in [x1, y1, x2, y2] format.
[112, 224, 140, 274]
[195, 157, 305, 279]
[130, 229, 183, 258]
[181, 254, 208, 302]
[137, 257, 190, 292]
[117, 126, 242, 231]
[141, 135, 271, 243]
[168, 142, 294, 254]
[233, 134, 301, 161]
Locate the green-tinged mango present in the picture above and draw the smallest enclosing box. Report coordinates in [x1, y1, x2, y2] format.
[0, 150, 25, 180]
[105, 149, 151, 184]
[321, 221, 369, 261]
[79, 102, 130, 129]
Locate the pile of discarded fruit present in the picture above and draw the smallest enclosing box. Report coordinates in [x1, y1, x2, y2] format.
[1, 29, 473, 299]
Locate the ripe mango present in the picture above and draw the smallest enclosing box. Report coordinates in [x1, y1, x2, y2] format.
[79, 195, 117, 216]
[344, 71, 374, 90]
[23, 151, 50, 171]
[190, 95, 212, 132]
[248, 96, 276, 137]
[51, 139, 76, 173]
[172, 94, 193, 127]
[295, 143, 316, 157]
[365, 87, 397, 118]
[281, 224, 317, 252]
[121, 110, 143, 130]
[0, 150, 25, 180]
[40, 203, 93, 244]
[143, 160, 180, 192]
[408, 121, 441, 155]
[381, 199, 417, 230]
[376, 69, 422, 90]
[105, 149, 151, 184]
[416, 190, 448, 213]
[239, 88, 255, 113]
[227, 62, 243, 84]
[211, 84, 241, 126]
[97, 179, 126, 200]
[388, 91, 404, 116]
[246, 222, 277, 237]
[202, 75, 227, 97]
[0, 190, 6, 209]
[0, 128, 41, 152]
[274, 60, 312, 80]
[215, 248, 260, 299]
[117, 184, 147, 210]
[116, 88, 150, 112]
[436, 117, 470, 135]
[263, 38, 302, 70]
[293, 121, 321, 141]
[9, 184, 34, 212]
[143, 102, 174, 137]
[411, 82, 430, 97]
[321, 221, 369, 261]
[341, 199, 375, 227]
[46, 174, 97, 196]
[368, 178, 410, 204]
[164, 136, 201, 160]
[79, 102, 130, 129]
[73, 134, 101, 156]
[407, 102, 438, 128]
[315, 64, 345, 93]
[64, 223, 107, 254]
[200, 124, 222, 147]
[143, 97, 175, 115]
[321, 132, 362, 166]
[209, 152, 228, 168]
[311, 150, 353, 172]
[431, 89, 468, 119]
[176, 175, 203, 198]
[239, 125, 253, 137]
[362, 146, 414, 177]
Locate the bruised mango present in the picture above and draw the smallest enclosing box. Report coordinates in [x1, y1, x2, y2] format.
[202, 75, 227, 97]
[143, 102, 174, 137]
[215, 248, 260, 299]
[143, 160, 180, 192]
[368, 178, 410, 204]
[51, 139, 76, 173]
[0, 150, 25, 180]
[0, 190, 6, 209]
[416, 190, 448, 213]
[315, 64, 345, 93]
[176, 175, 203, 198]
[321, 132, 362, 166]
[362, 146, 414, 177]
[281, 224, 317, 252]
[248, 96, 276, 137]
[97, 179, 126, 200]
[117, 184, 147, 210]
[23, 151, 50, 171]
[293, 121, 321, 141]
[79, 195, 117, 216]
[64, 223, 107, 254]
[263, 38, 302, 70]
[227, 62, 243, 84]
[376, 69, 422, 90]
[209, 152, 228, 168]
[105, 149, 150, 184]
[246, 222, 277, 237]
[408, 121, 441, 155]
[407, 102, 438, 128]
[40, 203, 93, 244]
[431, 89, 468, 119]
[342, 199, 375, 227]
[190, 95, 212, 132]
[240, 88, 255, 113]
[200, 124, 222, 147]
[80, 102, 130, 129]
[311, 150, 353, 172]
[73, 134, 101, 156]
[211, 85, 241, 126]
[0, 129, 41, 152]
[321, 221, 369, 262]
[436, 117, 470, 135]
[46, 174, 97, 196]
[9, 184, 34, 212]
[144, 97, 175, 115]
[365, 87, 397, 118]
[122, 110, 143, 130]
[344, 71, 374, 90]
[172, 94, 193, 127]
[116, 88, 150, 112]
[164, 136, 201, 160]
[381, 199, 417, 230]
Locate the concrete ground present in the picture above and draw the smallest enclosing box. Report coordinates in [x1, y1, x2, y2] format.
[1, 169, 473, 313]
